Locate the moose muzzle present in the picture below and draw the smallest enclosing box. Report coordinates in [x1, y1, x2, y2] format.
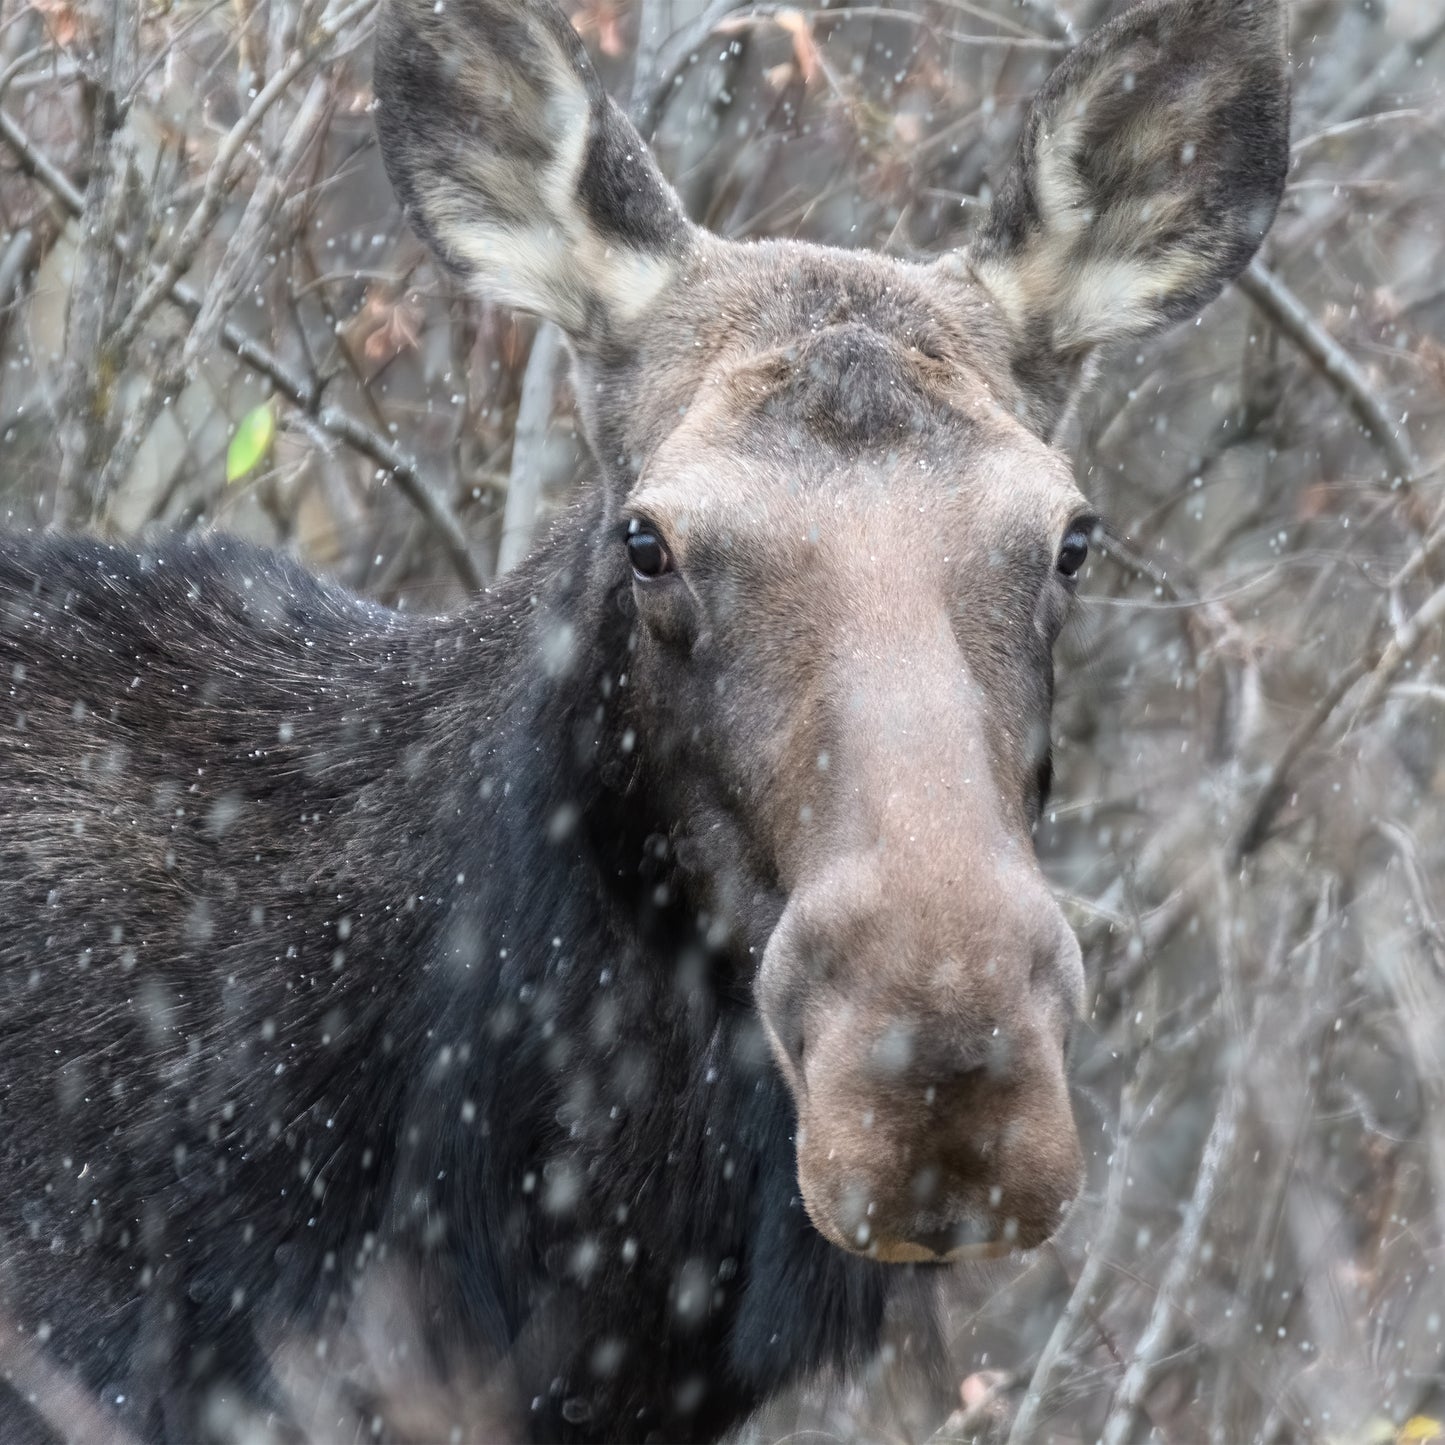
[759, 862, 1084, 1262]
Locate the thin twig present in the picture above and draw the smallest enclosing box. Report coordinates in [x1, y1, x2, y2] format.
[498, 324, 563, 576]
[1347, 573, 1445, 723]
[112, 0, 378, 353]
[712, 5, 1069, 61]
[1008, 1078, 1142, 1443]
[1373, 820, 1445, 972]
[316, 405, 482, 589]
[632, 0, 1062, 138]
[1388, 507, 1445, 593]
[0, 108, 482, 589]
[1290, 106, 1436, 155]
[0, 100, 83, 206]
[1098, 1076, 1244, 1445]
[184, 71, 332, 366]
[0, 224, 33, 308]
[1230, 655, 1370, 862]
[1324, 12, 1445, 125]
[1237, 259, 1423, 492]
[636, 0, 756, 139]
[931, 0, 1062, 41]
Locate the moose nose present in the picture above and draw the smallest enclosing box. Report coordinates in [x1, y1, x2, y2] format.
[792, 1011, 1083, 1262]
[757, 852, 1085, 1263]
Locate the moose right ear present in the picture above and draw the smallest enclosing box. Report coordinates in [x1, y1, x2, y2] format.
[374, 0, 691, 346]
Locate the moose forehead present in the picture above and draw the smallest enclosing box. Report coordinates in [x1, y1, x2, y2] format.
[631, 311, 1087, 567]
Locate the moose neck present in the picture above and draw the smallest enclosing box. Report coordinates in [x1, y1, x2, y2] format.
[393, 481, 733, 1154]
[383, 493, 900, 1437]
[436, 491, 683, 964]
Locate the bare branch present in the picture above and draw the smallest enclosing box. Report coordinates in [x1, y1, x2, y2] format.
[1099, 1075, 1244, 1445]
[183, 71, 332, 366]
[1231, 656, 1371, 861]
[316, 403, 482, 590]
[1348, 572, 1445, 723]
[1008, 1078, 1142, 1443]
[52, 0, 142, 522]
[1238, 258, 1424, 492]
[0, 222, 33, 309]
[498, 323, 563, 576]
[112, 0, 378, 353]
[0, 107, 482, 589]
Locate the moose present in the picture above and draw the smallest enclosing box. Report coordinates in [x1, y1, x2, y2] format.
[0, 0, 1288, 1439]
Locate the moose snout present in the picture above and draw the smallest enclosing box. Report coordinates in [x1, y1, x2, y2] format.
[791, 1024, 1083, 1263]
[758, 879, 1084, 1264]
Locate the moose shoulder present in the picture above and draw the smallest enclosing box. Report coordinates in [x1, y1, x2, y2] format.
[0, 0, 1288, 1440]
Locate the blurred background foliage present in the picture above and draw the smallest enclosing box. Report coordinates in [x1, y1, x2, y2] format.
[2, 0, 1444, 1440]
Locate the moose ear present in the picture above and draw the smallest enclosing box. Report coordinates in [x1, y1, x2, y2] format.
[962, 0, 1289, 429]
[373, 0, 691, 346]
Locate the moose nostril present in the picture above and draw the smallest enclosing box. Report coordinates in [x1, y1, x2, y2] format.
[910, 1164, 941, 1205]
[1031, 914, 1084, 1003]
[766, 993, 806, 1073]
[787, 1018, 805, 1070]
[869, 1016, 1008, 1090]
[755, 950, 808, 1077]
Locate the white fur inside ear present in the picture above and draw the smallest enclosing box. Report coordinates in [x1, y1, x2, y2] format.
[542, 75, 591, 218]
[1054, 249, 1206, 348]
[448, 221, 675, 332]
[973, 53, 1228, 353]
[975, 212, 1211, 355]
[435, 54, 677, 332]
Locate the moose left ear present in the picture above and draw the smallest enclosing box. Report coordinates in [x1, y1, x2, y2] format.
[959, 0, 1289, 430]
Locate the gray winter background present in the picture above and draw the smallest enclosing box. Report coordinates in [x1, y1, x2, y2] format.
[1, 0, 1443, 1439]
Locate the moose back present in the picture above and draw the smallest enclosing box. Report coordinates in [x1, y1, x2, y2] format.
[0, 0, 1288, 1439]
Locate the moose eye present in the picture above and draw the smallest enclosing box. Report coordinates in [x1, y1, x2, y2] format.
[627, 529, 672, 579]
[1057, 527, 1090, 579]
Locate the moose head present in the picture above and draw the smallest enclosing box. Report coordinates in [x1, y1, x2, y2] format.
[374, 0, 1288, 1266]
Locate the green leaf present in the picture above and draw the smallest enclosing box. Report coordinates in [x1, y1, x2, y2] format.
[226, 403, 276, 483]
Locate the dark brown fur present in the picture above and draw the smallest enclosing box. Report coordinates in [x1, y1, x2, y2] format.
[0, 0, 1289, 1439]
